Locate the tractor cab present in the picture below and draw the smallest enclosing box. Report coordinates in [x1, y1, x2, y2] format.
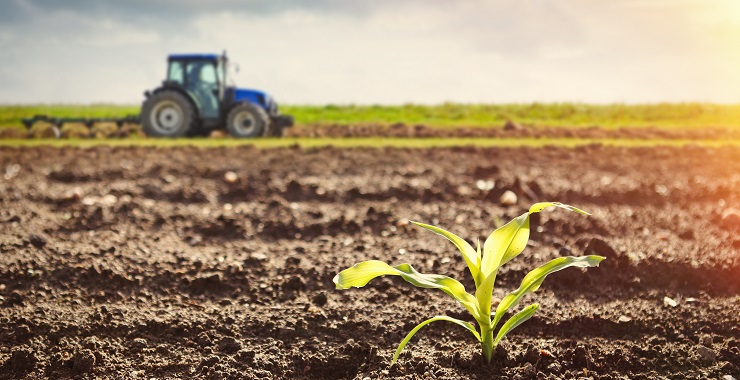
[165, 54, 223, 120]
[141, 52, 293, 138]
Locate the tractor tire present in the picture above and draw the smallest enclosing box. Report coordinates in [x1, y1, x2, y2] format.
[141, 91, 195, 137]
[226, 103, 269, 138]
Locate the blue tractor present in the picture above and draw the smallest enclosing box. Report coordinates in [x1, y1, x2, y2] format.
[141, 52, 293, 138]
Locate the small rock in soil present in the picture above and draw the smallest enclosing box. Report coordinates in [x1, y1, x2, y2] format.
[476, 179, 495, 191]
[28, 233, 48, 248]
[4, 163, 20, 180]
[695, 345, 716, 362]
[500, 190, 518, 206]
[101, 194, 117, 205]
[250, 252, 268, 261]
[72, 349, 96, 374]
[618, 315, 632, 323]
[312, 291, 328, 306]
[224, 171, 238, 184]
[663, 296, 679, 308]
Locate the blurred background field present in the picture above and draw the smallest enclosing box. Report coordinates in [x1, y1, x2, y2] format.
[2, 103, 740, 131]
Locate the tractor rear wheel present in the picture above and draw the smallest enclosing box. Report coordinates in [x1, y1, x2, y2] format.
[141, 91, 194, 137]
[226, 103, 269, 138]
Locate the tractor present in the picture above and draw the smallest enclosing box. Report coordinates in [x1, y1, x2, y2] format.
[141, 52, 293, 138]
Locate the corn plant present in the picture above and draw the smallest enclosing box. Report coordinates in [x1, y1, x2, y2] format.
[333, 202, 604, 364]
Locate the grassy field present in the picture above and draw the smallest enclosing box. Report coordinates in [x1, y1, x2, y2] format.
[2, 103, 740, 130]
[285, 103, 740, 129]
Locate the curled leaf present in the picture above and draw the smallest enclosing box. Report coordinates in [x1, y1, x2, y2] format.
[333, 260, 482, 320]
[529, 201, 590, 215]
[492, 255, 604, 329]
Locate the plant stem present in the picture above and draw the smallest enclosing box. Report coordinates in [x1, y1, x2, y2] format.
[480, 322, 495, 363]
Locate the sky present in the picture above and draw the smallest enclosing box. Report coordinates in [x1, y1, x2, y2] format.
[1, 0, 740, 105]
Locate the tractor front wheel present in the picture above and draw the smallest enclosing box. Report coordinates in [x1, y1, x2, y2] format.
[226, 103, 269, 138]
[141, 91, 195, 137]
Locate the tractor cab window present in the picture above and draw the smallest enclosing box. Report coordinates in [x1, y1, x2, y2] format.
[185, 61, 220, 119]
[168, 61, 184, 84]
[185, 62, 218, 87]
[199, 63, 217, 85]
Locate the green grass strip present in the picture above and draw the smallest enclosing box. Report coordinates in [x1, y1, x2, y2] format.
[0, 137, 738, 149]
[283, 103, 740, 129]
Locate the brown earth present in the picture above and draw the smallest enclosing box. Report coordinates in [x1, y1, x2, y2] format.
[3, 122, 740, 140]
[286, 123, 740, 140]
[0, 145, 738, 380]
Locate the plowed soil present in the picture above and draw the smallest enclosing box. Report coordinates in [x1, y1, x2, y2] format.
[4, 123, 740, 141]
[287, 123, 740, 140]
[0, 145, 738, 380]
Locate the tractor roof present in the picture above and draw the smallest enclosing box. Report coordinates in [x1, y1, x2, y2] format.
[168, 54, 220, 61]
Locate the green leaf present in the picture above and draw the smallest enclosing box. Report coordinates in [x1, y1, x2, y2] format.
[333, 260, 483, 321]
[332, 260, 399, 288]
[476, 202, 590, 317]
[493, 303, 538, 346]
[480, 211, 531, 277]
[476, 211, 531, 319]
[481, 202, 589, 277]
[392, 315, 481, 364]
[492, 255, 604, 329]
[411, 221, 482, 286]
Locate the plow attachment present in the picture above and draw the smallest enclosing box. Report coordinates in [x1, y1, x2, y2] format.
[21, 114, 140, 138]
